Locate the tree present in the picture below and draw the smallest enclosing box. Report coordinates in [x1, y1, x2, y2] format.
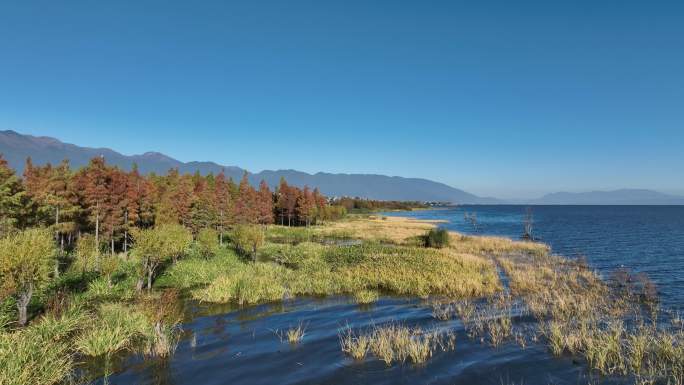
[312, 188, 327, 223]
[233, 172, 258, 224]
[196, 228, 219, 258]
[213, 171, 232, 245]
[103, 168, 127, 254]
[74, 233, 99, 274]
[74, 157, 111, 265]
[276, 177, 299, 226]
[275, 177, 287, 225]
[100, 254, 120, 287]
[256, 180, 274, 225]
[131, 223, 192, 291]
[295, 186, 317, 226]
[122, 165, 155, 252]
[231, 225, 264, 262]
[0, 155, 30, 236]
[153, 169, 193, 227]
[188, 174, 216, 234]
[23, 159, 78, 251]
[0, 228, 57, 326]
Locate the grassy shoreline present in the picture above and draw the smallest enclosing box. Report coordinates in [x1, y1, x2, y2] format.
[2, 214, 682, 384]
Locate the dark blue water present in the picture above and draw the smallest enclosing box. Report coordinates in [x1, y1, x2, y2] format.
[385, 205, 684, 310]
[96, 297, 596, 385]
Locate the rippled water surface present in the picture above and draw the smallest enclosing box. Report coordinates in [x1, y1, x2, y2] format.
[97, 297, 600, 385]
[97, 206, 684, 385]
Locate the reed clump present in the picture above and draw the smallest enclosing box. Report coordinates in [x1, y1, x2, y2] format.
[0, 327, 73, 385]
[0, 303, 88, 385]
[75, 303, 149, 358]
[424, 228, 450, 248]
[273, 322, 308, 345]
[497, 247, 684, 383]
[286, 323, 307, 344]
[339, 326, 370, 360]
[353, 289, 379, 304]
[339, 323, 455, 365]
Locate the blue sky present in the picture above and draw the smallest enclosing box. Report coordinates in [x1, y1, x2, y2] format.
[1, 0, 683, 199]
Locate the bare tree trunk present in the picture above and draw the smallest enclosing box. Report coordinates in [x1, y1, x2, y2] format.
[219, 210, 224, 245]
[123, 210, 128, 253]
[136, 277, 145, 292]
[53, 206, 61, 277]
[55, 206, 62, 251]
[147, 268, 154, 291]
[95, 204, 99, 245]
[137, 258, 149, 291]
[95, 203, 100, 270]
[17, 284, 33, 326]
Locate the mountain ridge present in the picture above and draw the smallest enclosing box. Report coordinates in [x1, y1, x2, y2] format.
[529, 189, 684, 205]
[3, 130, 682, 205]
[0, 130, 495, 204]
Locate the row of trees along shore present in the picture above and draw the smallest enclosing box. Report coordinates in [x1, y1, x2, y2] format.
[0, 154, 345, 325]
[332, 197, 429, 212]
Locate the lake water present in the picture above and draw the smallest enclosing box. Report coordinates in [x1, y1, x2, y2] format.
[95, 206, 684, 385]
[97, 297, 599, 385]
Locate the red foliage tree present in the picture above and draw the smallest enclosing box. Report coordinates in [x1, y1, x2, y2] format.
[257, 180, 274, 225]
[214, 171, 232, 244]
[233, 172, 258, 224]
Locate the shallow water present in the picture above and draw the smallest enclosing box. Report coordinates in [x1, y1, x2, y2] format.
[95, 296, 611, 385]
[93, 206, 684, 384]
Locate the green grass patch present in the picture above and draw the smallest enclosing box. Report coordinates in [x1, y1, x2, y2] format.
[156, 248, 242, 290]
[195, 241, 499, 305]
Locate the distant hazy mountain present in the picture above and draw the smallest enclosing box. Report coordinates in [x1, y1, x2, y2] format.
[531, 189, 684, 205]
[0, 130, 495, 204]
[253, 169, 499, 203]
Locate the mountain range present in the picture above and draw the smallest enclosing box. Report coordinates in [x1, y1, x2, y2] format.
[1, 130, 682, 205]
[0, 130, 494, 204]
[528, 189, 684, 205]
